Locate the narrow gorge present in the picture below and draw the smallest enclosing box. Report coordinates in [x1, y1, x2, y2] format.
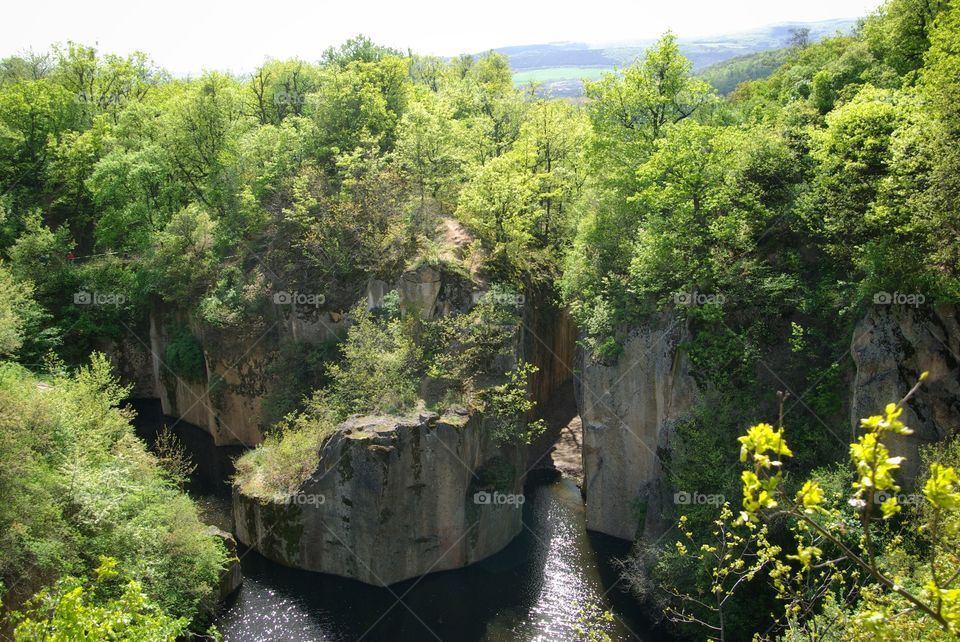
[3, 4, 960, 638]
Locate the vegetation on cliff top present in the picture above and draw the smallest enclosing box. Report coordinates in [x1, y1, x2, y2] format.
[0, 0, 959, 636]
[0, 355, 226, 635]
[234, 293, 542, 500]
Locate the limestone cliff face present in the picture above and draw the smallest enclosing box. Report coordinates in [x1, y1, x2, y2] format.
[576, 314, 697, 541]
[233, 410, 525, 586]
[146, 302, 351, 447]
[851, 304, 960, 483]
[131, 266, 477, 447]
[98, 331, 158, 399]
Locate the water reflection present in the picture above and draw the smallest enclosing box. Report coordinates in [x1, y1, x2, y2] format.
[126, 400, 660, 642]
[215, 479, 657, 642]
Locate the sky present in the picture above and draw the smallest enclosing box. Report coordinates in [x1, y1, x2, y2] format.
[1, 0, 884, 75]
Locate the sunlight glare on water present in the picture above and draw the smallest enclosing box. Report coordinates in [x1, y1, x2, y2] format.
[213, 477, 652, 642]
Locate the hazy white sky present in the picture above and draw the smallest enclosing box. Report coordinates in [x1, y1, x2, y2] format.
[2, 0, 883, 75]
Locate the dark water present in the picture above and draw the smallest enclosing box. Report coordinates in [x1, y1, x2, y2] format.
[127, 400, 661, 642]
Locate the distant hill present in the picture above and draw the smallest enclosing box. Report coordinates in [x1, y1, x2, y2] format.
[497, 18, 856, 96]
[696, 48, 790, 94]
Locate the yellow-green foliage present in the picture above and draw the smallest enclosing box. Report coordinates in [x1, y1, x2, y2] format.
[11, 557, 190, 642]
[233, 393, 338, 499]
[669, 375, 960, 640]
[0, 355, 226, 624]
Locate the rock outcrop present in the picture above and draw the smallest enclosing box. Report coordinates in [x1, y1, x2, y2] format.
[116, 265, 482, 447]
[851, 304, 960, 483]
[576, 314, 697, 540]
[206, 525, 243, 600]
[98, 330, 158, 398]
[148, 310, 285, 447]
[233, 410, 525, 586]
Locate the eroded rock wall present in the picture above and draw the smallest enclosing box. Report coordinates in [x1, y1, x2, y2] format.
[851, 304, 960, 483]
[576, 314, 697, 540]
[148, 309, 281, 447]
[233, 411, 525, 586]
[524, 299, 577, 408]
[137, 267, 476, 447]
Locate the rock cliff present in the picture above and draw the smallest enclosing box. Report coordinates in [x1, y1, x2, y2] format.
[107, 265, 483, 447]
[232, 410, 525, 585]
[851, 303, 960, 483]
[575, 314, 697, 540]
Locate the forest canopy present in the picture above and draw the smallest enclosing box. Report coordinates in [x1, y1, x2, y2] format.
[0, 0, 959, 637]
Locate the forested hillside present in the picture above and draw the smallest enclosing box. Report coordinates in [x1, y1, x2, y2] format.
[696, 48, 789, 94]
[0, 0, 959, 638]
[501, 18, 855, 97]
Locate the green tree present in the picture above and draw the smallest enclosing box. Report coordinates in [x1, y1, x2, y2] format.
[456, 152, 536, 280]
[0, 356, 226, 621]
[159, 73, 246, 214]
[11, 558, 189, 642]
[586, 32, 715, 190]
[511, 99, 589, 247]
[326, 305, 420, 416]
[0, 262, 46, 358]
[248, 59, 320, 125]
[864, 0, 950, 76]
[804, 86, 903, 262]
[146, 204, 218, 302]
[0, 79, 78, 197]
[321, 35, 403, 66]
[309, 56, 409, 167]
[628, 122, 797, 301]
[395, 89, 469, 214]
[52, 43, 161, 125]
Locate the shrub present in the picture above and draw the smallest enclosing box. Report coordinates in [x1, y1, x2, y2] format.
[476, 362, 545, 446]
[234, 391, 339, 499]
[9, 558, 190, 642]
[163, 326, 206, 383]
[0, 355, 226, 625]
[326, 304, 420, 417]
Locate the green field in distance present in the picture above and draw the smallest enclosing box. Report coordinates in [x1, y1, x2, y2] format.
[512, 66, 611, 84]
